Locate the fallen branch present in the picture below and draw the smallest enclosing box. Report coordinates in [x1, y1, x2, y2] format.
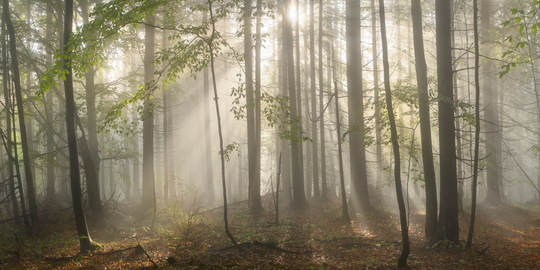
[219, 241, 302, 254]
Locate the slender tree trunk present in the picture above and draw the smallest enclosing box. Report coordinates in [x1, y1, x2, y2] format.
[203, 10, 215, 207]
[433, 0, 459, 244]
[2, 18, 19, 224]
[279, 1, 292, 203]
[255, 0, 263, 207]
[310, 0, 319, 198]
[481, 0, 501, 205]
[371, 0, 382, 195]
[206, 0, 239, 249]
[284, 0, 305, 207]
[45, 4, 55, 202]
[3, 0, 38, 226]
[380, 0, 409, 265]
[80, 0, 104, 217]
[318, 0, 326, 200]
[295, 0, 305, 201]
[141, 13, 156, 215]
[346, 0, 373, 213]
[245, 0, 262, 212]
[163, 16, 170, 205]
[411, 0, 438, 240]
[62, 0, 95, 252]
[334, 82, 350, 222]
[466, 0, 481, 249]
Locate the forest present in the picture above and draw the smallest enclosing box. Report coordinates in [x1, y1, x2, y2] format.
[1, 0, 540, 268]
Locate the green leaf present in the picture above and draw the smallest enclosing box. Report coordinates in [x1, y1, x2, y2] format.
[519, 25, 524, 35]
[533, 24, 537, 35]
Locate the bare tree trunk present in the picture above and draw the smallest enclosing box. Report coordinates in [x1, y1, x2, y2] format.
[334, 82, 350, 222]
[411, 0, 438, 239]
[310, 0, 319, 198]
[481, 0, 501, 205]
[62, 0, 95, 252]
[80, 0, 104, 217]
[206, 0, 239, 250]
[433, 0, 459, 244]
[318, 0, 326, 200]
[284, 0, 305, 208]
[3, 0, 38, 226]
[45, 4, 55, 202]
[379, 0, 409, 265]
[346, 0, 373, 213]
[466, 0, 481, 249]
[203, 10, 216, 207]
[141, 13, 156, 216]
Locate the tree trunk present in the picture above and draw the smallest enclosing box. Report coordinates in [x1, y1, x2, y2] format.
[411, 0, 438, 240]
[379, 1, 410, 265]
[466, 0, 481, 249]
[1, 18, 19, 224]
[371, 0, 382, 198]
[279, 2, 292, 203]
[318, 0, 326, 200]
[80, 0, 104, 217]
[310, 0, 319, 198]
[62, 0, 95, 253]
[283, 0, 305, 208]
[295, 0, 305, 201]
[45, 3, 55, 202]
[346, 0, 373, 213]
[481, 0, 501, 205]
[141, 13, 156, 215]
[335, 82, 350, 222]
[3, 0, 38, 226]
[433, 0, 459, 244]
[203, 10, 215, 207]
[245, 0, 262, 212]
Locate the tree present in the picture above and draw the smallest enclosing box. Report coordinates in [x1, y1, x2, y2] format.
[433, 0, 459, 244]
[62, 0, 96, 253]
[379, 0, 409, 265]
[284, 0, 305, 207]
[245, 0, 262, 213]
[467, 0, 481, 249]
[346, 0, 374, 213]
[45, 3, 55, 202]
[318, 0, 327, 200]
[141, 12, 156, 216]
[482, 0, 502, 205]
[411, 0, 438, 239]
[334, 82, 350, 222]
[1, 18, 19, 225]
[80, 0, 105, 217]
[3, 0, 38, 226]
[310, 0, 319, 198]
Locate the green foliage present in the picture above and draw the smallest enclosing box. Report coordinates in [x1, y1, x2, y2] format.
[500, 1, 540, 77]
[220, 142, 240, 162]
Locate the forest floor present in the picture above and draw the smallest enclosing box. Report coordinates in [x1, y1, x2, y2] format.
[1, 197, 539, 269]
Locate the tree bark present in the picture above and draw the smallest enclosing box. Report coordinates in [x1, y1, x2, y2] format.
[310, 0, 319, 198]
[62, 0, 95, 253]
[481, 0, 501, 205]
[1, 17, 19, 225]
[379, 0, 409, 265]
[346, 0, 373, 213]
[80, 0, 104, 217]
[335, 82, 350, 222]
[411, 0, 438, 240]
[466, 0, 481, 249]
[3, 0, 38, 226]
[318, 0, 326, 200]
[141, 13, 156, 215]
[433, 0, 459, 244]
[283, 0, 305, 208]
